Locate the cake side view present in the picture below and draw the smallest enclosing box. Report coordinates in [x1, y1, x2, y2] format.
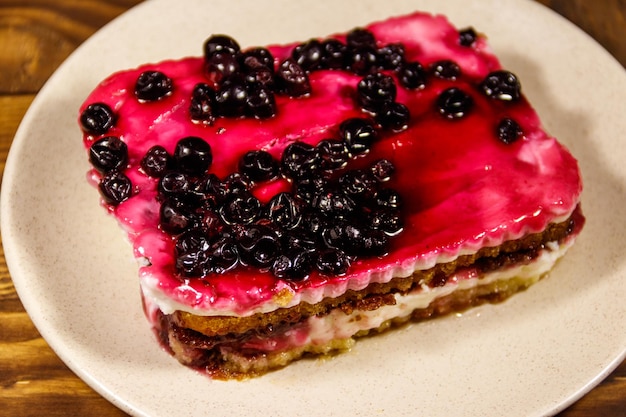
[79, 11, 584, 379]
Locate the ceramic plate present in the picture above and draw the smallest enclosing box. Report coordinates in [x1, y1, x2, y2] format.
[3, 0, 626, 416]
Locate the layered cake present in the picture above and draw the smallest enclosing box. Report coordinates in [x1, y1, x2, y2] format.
[79, 11, 584, 378]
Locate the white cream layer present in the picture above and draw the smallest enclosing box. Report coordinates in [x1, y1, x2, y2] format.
[237, 239, 573, 353]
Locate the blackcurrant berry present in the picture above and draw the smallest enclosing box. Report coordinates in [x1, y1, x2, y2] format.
[496, 118, 523, 144]
[459, 27, 478, 47]
[396, 61, 427, 90]
[173, 136, 213, 176]
[480, 70, 521, 101]
[219, 192, 261, 225]
[204, 34, 240, 58]
[280, 141, 320, 179]
[89, 136, 128, 173]
[316, 139, 349, 171]
[315, 249, 351, 275]
[80, 103, 116, 134]
[375, 102, 410, 131]
[430, 60, 461, 80]
[99, 170, 132, 206]
[215, 76, 248, 117]
[275, 58, 311, 97]
[339, 118, 378, 155]
[346, 28, 377, 50]
[135, 71, 173, 101]
[189, 83, 216, 123]
[237, 224, 280, 269]
[141, 145, 171, 178]
[320, 39, 348, 69]
[377, 43, 405, 70]
[238, 149, 278, 182]
[357, 72, 397, 113]
[265, 192, 302, 230]
[292, 39, 324, 72]
[436, 87, 473, 119]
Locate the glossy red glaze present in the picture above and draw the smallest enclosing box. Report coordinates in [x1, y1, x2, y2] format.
[80, 12, 582, 316]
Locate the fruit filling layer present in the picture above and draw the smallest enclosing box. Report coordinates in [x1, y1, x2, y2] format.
[79, 12, 583, 318]
[149, 236, 575, 377]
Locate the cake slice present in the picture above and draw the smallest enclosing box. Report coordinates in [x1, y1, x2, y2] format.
[79, 11, 584, 379]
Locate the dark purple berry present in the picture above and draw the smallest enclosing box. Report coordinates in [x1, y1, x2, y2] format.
[238, 150, 278, 182]
[312, 189, 356, 219]
[347, 47, 378, 75]
[219, 192, 261, 225]
[436, 87, 473, 119]
[370, 159, 395, 182]
[329, 223, 388, 257]
[222, 172, 251, 195]
[175, 229, 210, 254]
[204, 34, 240, 58]
[370, 209, 403, 236]
[193, 173, 226, 208]
[175, 230, 211, 277]
[244, 65, 275, 88]
[293, 174, 326, 204]
[315, 249, 350, 275]
[265, 192, 302, 229]
[208, 235, 240, 274]
[200, 209, 223, 234]
[80, 103, 116, 134]
[339, 118, 378, 155]
[135, 71, 173, 101]
[316, 139, 349, 171]
[357, 72, 397, 113]
[375, 101, 410, 131]
[189, 83, 216, 123]
[299, 209, 328, 238]
[430, 60, 461, 80]
[374, 188, 402, 209]
[331, 223, 368, 256]
[346, 28, 377, 50]
[361, 229, 389, 257]
[158, 171, 192, 202]
[280, 232, 317, 253]
[339, 170, 376, 200]
[215, 76, 248, 117]
[245, 83, 276, 119]
[89, 136, 128, 173]
[159, 201, 198, 235]
[480, 70, 521, 101]
[459, 27, 478, 47]
[377, 43, 405, 70]
[272, 250, 312, 281]
[205, 51, 240, 84]
[237, 225, 280, 269]
[320, 39, 347, 69]
[292, 39, 324, 72]
[322, 222, 348, 250]
[173, 136, 213, 176]
[239, 47, 274, 71]
[280, 141, 320, 179]
[497, 118, 523, 144]
[99, 170, 132, 206]
[396, 61, 427, 90]
[275, 58, 311, 97]
[141, 145, 171, 177]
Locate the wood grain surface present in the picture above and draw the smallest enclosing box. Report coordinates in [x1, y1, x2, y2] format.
[0, 1, 624, 416]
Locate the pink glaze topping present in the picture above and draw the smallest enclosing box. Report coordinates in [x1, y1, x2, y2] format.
[80, 12, 583, 316]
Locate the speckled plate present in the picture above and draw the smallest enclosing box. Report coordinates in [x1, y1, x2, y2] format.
[2, 0, 626, 416]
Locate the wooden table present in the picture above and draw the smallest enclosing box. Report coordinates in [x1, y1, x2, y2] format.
[1, 1, 624, 415]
